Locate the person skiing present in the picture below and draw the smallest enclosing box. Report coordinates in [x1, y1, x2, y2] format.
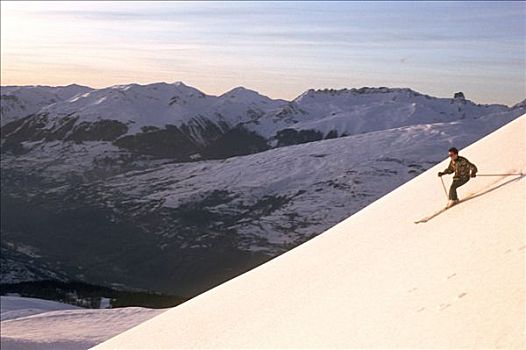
[438, 147, 477, 208]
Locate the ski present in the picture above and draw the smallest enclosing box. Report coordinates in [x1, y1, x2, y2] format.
[414, 207, 449, 224]
[414, 188, 487, 224]
[414, 198, 467, 224]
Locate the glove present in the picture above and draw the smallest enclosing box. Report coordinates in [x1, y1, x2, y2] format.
[471, 172, 476, 178]
[438, 172, 443, 177]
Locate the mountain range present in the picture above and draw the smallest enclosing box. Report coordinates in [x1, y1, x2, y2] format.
[1, 82, 524, 297]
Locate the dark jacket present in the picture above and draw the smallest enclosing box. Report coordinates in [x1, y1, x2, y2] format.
[442, 156, 478, 179]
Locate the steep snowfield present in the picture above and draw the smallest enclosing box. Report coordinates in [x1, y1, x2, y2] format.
[94, 115, 525, 349]
[0, 297, 166, 350]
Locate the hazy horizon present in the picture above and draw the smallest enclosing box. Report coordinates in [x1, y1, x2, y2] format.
[2, 80, 524, 107]
[1, 1, 525, 106]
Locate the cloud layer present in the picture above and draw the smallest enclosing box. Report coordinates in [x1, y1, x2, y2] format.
[1, 1, 524, 105]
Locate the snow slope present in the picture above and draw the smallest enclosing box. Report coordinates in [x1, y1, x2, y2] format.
[0, 297, 166, 350]
[1, 296, 82, 321]
[94, 114, 525, 349]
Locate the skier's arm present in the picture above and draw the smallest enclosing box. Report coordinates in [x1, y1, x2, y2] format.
[468, 159, 478, 177]
[442, 161, 455, 175]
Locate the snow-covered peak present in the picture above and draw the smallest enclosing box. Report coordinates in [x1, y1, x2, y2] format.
[11, 82, 287, 143]
[1, 83, 92, 95]
[219, 86, 279, 104]
[247, 86, 512, 139]
[512, 98, 526, 109]
[0, 84, 93, 126]
[293, 87, 422, 103]
[54, 84, 93, 99]
[38, 82, 214, 135]
[106, 82, 207, 98]
[290, 87, 429, 111]
[3, 82, 518, 153]
[1, 84, 93, 103]
[172, 80, 191, 88]
[209, 87, 287, 125]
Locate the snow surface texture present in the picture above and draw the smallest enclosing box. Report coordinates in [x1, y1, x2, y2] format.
[94, 115, 525, 349]
[0, 297, 166, 350]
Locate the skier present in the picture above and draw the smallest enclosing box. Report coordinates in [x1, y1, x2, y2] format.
[438, 147, 478, 208]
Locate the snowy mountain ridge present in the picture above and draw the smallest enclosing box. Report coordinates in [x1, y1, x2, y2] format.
[2, 82, 524, 161]
[249, 86, 514, 140]
[4, 82, 286, 140]
[0, 84, 93, 126]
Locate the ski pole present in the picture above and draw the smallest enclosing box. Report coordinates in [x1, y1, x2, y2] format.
[440, 176, 448, 199]
[476, 173, 524, 177]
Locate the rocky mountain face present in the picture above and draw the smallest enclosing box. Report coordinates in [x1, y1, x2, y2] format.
[1, 82, 524, 297]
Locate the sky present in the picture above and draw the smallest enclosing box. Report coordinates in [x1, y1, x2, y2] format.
[1, 1, 525, 105]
